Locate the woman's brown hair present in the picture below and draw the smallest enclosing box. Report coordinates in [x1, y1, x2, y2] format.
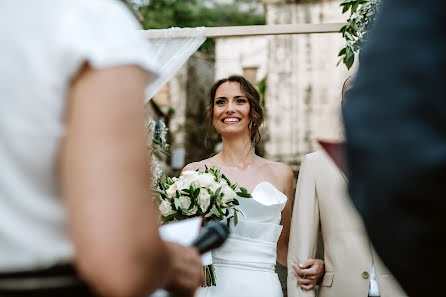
[206, 75, 264, 147]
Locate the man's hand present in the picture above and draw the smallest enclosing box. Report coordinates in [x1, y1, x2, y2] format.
[164, 242, 204, 297]
[292, 259, 325, 291]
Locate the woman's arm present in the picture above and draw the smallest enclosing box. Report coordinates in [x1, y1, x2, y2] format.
[60, 65, 202, 297]
[276, 163, 294, 266]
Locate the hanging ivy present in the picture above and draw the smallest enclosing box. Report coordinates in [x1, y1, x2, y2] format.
[338, 0, 380, 69]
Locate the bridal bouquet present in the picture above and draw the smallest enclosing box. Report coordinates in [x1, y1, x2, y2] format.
[155, 167, 252, 286]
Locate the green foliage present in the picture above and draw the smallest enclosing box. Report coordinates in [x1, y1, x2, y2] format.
[338, 0, 379, 69]
[138, 0, 265, 51]
[257, 76, 266, 111]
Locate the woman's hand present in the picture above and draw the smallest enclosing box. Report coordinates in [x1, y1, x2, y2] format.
[164, 242, 204, 297]
[291, 259, 325, 291]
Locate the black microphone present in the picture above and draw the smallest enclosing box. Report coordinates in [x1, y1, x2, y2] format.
[191, 222, 230, 254]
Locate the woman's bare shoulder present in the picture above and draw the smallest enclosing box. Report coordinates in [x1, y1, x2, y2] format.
[255, 158, 294, 195]
[257, 159, 294, 191]
[259, 158, 293, 179]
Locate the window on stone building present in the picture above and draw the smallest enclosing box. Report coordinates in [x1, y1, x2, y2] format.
[242, 67, 258, 85]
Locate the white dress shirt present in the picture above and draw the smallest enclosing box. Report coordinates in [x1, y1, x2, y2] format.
[0, 0, 159, 272]
[369, 264, 381, 296]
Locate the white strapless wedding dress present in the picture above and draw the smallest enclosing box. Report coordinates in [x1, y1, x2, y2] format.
[196, 182, 287, 297]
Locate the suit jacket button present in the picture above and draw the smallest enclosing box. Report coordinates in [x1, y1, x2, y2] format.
[362, 271, 369, 279]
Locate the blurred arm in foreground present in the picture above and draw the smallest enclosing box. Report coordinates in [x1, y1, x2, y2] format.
[61, 64, 203, 297]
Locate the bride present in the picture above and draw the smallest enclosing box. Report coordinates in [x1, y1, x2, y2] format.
[182, 75, 324, 297]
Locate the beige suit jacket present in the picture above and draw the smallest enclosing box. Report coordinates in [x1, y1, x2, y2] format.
[287, 151, 406, 297]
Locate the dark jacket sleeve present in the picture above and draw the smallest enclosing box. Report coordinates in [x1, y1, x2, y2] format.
[342, 0, 446, 296]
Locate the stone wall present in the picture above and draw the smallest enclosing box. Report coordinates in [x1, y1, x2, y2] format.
[263, 0, 355, 170]
[215, 36, 269, 83]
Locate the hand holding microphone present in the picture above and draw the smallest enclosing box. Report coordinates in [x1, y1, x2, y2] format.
[161, 222, 229, 297]
[191, 222, 230, 254]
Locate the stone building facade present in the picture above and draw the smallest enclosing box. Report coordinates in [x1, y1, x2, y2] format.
[214, 0, 355, 172]
[262, 0, 354, 170]
[215, 36, 269, 84]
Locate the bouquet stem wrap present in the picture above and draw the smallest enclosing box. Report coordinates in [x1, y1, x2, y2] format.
[203, 264, 216, 287]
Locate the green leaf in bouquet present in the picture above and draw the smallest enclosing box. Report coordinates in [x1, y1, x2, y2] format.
[205, 206, 220, 218]
[232, 199, 240, 205]
[176, 190, 181, 198]
[236, 192, 252, 198]
[234, 210, 238, 226]
[214, 187, 222, 198]
[194, 188, 200, 198]
[174, 198, 181, 210]
[240, 187, 248, 194]
[161, 175, 167, 186]
[235, 208, 246, 218]
[221, 174, 231, 185]
[187, 200, 195, 210]
[215, 203, 224, 219]
[230, 183, 237, 190]
[182, 189, 191, 194]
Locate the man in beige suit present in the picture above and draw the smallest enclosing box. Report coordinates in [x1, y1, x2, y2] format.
[287, 76, 407, 297]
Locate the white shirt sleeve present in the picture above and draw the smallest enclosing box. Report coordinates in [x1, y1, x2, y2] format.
[57, 0, 160, 82]
[368, 264, 381, 296]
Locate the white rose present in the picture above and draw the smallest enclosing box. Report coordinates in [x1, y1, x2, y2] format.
[180, 170, 199, 189]
[179, 196, 198, 215]
[166, 180, 183, 198]
[197, 173, 214, 188]
[209, 180, 222, 193]
[198, 188, 211, 212]
[221, 185, 237, 206]
[159, 200, 176, 217]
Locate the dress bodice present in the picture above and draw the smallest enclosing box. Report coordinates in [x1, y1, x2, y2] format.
[236, 182, 287, 224]
[212, 182, 287, 271]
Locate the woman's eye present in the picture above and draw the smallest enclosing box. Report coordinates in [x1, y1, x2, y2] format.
[215, 100, 225, 105]
[236, 99, 247, 104]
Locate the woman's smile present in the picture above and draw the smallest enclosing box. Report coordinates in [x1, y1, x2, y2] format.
[222, 117, 241, 124]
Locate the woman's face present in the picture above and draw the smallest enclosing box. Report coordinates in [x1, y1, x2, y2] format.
[213, 81, 251, 136]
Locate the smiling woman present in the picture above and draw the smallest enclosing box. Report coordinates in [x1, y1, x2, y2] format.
[206, 75, 264, 147]
[180, 75, 325, 297]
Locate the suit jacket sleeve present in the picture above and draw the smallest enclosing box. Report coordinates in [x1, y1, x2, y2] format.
[287, 155, 320, 297]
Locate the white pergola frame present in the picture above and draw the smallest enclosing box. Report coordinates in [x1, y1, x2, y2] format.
[143, 23, 345, 39]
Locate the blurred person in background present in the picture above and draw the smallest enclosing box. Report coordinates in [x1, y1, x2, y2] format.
[0, 1, 203, 296]
[343, 0, 446, 296]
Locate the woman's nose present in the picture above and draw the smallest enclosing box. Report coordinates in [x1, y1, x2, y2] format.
[226, 101, 235, 113]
